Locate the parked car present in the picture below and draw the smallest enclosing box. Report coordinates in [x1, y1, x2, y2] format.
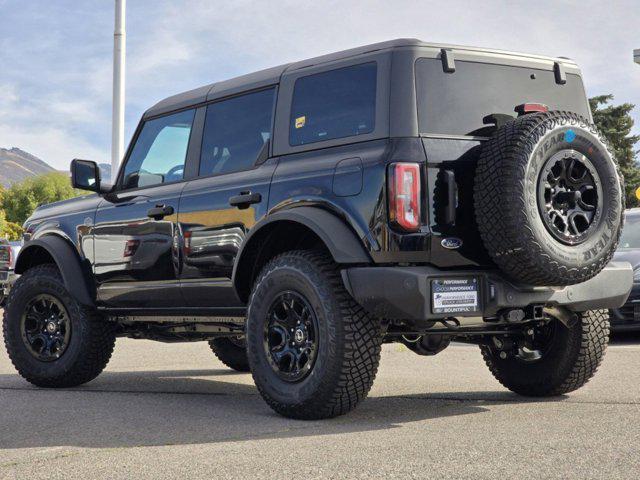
[0, 239, 21, 306]
[3, 39, 631, 419]
[610, 208, 640, 331]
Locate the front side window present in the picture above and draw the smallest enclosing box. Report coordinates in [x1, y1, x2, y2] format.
[289, 62, 377, 146]
[121, 109, 195, 190]
[199, 88, 275, 176]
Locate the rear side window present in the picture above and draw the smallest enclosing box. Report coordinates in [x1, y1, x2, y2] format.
[289, 62, 377, 146]
[199, 88, 275, 176]
[415, 58, 590, 136]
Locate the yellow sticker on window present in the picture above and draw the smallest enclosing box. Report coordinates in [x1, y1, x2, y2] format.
[295, 116, 306, 129]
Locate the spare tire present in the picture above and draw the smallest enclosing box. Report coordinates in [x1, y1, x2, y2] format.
[474, 111, 624, 286]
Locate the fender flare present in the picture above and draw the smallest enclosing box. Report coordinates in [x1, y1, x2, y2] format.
[15, 235, 95, 306]
[232, 207, 371, 297]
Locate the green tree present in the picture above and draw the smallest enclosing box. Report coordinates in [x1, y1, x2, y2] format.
[1, 220, 23, 241]
[589, 95, 640, 208]
[2, 172, 79, 226]
[0, 208, 21, 241]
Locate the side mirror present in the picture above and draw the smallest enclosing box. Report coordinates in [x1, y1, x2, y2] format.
[71, 159, 100, 192]
[71, 159, 112, 194]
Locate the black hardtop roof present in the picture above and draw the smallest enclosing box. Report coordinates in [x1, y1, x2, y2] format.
[144, 38, 576, 119]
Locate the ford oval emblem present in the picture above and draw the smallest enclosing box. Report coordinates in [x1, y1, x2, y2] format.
[441, 237, 463, 250]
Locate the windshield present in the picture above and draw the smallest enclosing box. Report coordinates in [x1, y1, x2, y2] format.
[618, 214, 640, 249]
[415, 58, 590, 136]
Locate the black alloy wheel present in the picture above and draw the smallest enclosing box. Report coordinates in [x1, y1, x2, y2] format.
[20, 294, 71, 362]
[246, 250, 383, 419]
[474, 111, 624, 286]
[3, 264, 116, 388]
[480, 310, 610, 396]
[538, 150, 602, 245]
[264, 291, 319, 382]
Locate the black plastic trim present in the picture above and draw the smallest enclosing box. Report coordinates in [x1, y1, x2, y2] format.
[343, 262, 632, 320]
[554, 61, 567, 85]
[15, 236, 95, 306]
[232, 206, 371, 292]
[440, 48, 455, 73]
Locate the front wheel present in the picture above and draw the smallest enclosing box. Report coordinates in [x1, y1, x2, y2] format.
[3, 264, 116, 388]
[246, 250, 383, 420]
[481, 310, 609, 396]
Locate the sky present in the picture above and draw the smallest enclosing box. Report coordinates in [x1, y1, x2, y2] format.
[0, 0, 639, 170]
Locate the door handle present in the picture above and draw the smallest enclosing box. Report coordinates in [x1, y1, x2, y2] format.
[147, 204, 174, 220]
[229, 191, 261, 210]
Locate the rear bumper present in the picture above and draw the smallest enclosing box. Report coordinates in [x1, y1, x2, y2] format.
[342, 262, 633, 320]
[610, 281, 640, 331]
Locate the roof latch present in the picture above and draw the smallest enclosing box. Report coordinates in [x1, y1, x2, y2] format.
[553, 62, 567, 85]
[441, 49, 455, 73]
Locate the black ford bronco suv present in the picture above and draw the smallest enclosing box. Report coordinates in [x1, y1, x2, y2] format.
[4, 39, 632, 419]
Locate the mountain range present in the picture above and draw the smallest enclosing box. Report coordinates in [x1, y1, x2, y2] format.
[0, 147, 56, 187]
[0, 147, 111, 187]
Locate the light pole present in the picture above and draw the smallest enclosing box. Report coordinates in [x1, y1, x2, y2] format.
[111, 0, 126, 180]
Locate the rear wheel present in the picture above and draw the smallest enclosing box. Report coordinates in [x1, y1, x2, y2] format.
[246, 250, 383, 419]
[3, 264, 115, 388]
[481, 310, 609, 396]
[208, 336, 250, 372]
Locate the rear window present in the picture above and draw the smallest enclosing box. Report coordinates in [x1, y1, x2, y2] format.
[289, 62, 377, 146]
[415, 58, 590, 136]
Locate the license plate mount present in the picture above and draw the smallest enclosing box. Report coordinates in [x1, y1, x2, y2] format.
[431, 278, 480, 315]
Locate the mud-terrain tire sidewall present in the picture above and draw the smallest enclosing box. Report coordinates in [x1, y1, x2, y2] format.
[480, 310, 610, 396]
[523, 119, 622, 271]
[208, 337, 250, 372]
[3, 264, 115, 387]
[475, 112, 624, 286]
[246, 251, 382, 419]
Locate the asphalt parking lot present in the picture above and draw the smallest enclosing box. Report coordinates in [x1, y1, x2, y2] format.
[1, 330, 639, 480]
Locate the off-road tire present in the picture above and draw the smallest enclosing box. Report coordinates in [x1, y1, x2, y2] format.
[480, 310, 609, 396]
[246, 250, 383, 420]
[208, 337, 250, 372]
[474, 111, 624, 286]
[3, 264, 115, 388]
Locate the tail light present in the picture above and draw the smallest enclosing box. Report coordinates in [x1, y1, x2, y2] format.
[388, 163, 421, 232]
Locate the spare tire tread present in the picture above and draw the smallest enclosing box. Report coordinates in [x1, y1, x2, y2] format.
[474, 111, 624, 286]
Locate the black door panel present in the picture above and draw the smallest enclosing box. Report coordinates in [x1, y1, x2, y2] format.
[178, 159, 277, 307]
[178, 87, 277, 308]
[422, 137, 493, 268]
[93, 183, 186, 308]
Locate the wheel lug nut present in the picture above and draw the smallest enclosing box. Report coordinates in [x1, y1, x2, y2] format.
[499, 351, 508, 360]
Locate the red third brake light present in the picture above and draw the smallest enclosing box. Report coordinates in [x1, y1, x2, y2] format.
[515, 103, 549, 116]
[389, 163, 421, 231]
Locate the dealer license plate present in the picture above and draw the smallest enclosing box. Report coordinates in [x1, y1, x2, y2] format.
[431, 278, 479, 314]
